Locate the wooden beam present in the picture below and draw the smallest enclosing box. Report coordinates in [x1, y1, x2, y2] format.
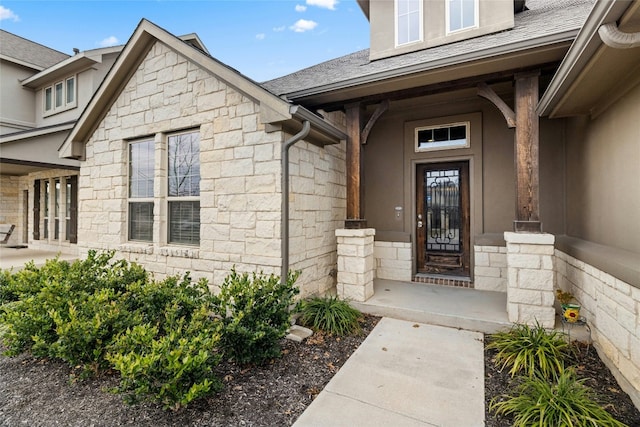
[477, 83, 516, 128]
[345, 103, 366, 228]
[307, 62, 560, 112]
[361, 100, 389, 145]
[513, 71, 541, 232]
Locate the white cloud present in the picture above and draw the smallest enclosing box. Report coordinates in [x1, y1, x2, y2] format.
[0, 6, 19, 21]
[306, 0, 338, 10]
[273, 25, 286, 32]
[295, 4, 307, 12]
[98, 36, 119, 47]
[256, 33, 266, 40]
[290, 19, 318, 33]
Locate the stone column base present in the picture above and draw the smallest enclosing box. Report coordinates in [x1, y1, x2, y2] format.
[335, 228, 375, 302]
[505, 232, 555, 328]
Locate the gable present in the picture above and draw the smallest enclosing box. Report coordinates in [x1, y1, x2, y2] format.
[60, 19, 297, 160]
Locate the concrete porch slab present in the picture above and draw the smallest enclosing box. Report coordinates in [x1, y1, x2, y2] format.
[351, 279, 511, 334]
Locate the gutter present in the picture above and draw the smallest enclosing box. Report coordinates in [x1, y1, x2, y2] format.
[538, 0, 631, 116]
[281, 120, 311, 284]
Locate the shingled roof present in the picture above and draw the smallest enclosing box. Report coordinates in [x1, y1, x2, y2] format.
[262, 0, 596, 99]
[0, 30, 69, 71]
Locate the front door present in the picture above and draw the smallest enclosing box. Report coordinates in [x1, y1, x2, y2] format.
[416, 162, 470, 276]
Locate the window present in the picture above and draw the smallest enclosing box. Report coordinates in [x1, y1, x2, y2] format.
[128, 139, 155, 242]
[65, 180, 71, 241]
[447, 0, 478, 33]
[168, 131, 200, 245]
[415, 122, 470, 152]
[54, 179, 60, 240]
[43, 180, 50, 239]
[127, 131, 200, 246]
[396, 0, 421, 46]
[43, 75, 76, 115]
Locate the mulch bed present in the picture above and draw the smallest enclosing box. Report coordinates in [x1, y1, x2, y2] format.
[1, 315, 639, 426]
[485, 341, 640, 427]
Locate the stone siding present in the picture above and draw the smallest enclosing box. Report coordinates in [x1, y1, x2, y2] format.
[473, 245, 507, 291]
[0, 175, 21, 245]
[374, 241, 412, 281]
[336, 229, 375, 301]
[505, 232, 555, 328]
[289, 139, 346, 297]
[77, 41, 345, 295]
[556, 249, 640, 406]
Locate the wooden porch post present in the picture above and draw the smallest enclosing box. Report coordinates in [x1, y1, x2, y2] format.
[345, 103, 366, 229]
[513, 71, 542, 232]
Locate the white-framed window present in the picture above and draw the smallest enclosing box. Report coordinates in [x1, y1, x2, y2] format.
[126, 130, 201, 246]
[415, 122, 470, 152]
[43, 75, 76, 115]
[447, 0, 478, 34]
[128, 139, 155, 242]
[396, 0, 422, 46]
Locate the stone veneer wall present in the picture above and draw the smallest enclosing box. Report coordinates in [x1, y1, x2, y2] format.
[556, 250, 640, 406]
[288, 139, 346, 298]
[373, 241, 412, 281]
[77, 41, 344, 296]
[0, 175, 21, 246]
[473, 245, 507, 291]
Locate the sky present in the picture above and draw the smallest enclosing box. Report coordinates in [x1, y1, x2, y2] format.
[0, 0, 370, 82]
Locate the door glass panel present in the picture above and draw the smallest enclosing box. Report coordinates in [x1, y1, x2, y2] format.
[425, 168, 460, 253]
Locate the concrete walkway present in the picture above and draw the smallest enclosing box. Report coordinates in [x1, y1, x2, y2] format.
[0, 247, 77, 271]
[294, 317, 485, 427]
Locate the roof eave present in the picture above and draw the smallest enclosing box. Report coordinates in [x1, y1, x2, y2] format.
[538, 0, 631, 117]
[283, 29, 580, 102]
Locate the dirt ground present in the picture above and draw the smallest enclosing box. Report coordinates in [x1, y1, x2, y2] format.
[1, 315, 638, 427]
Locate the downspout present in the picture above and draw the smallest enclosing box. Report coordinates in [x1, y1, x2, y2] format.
[598, 22, 640, 49]
[281, 120, 311, 284]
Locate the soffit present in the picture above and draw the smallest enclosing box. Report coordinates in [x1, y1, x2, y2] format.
[546, 2, 640, 117]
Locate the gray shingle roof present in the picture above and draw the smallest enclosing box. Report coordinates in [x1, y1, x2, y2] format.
[262, 0, 596, 98]
[0, 30, 69, 70]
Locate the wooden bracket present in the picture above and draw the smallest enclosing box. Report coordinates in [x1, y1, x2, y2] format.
[477, 82, 516, 128]
[361, 99, 389, 145]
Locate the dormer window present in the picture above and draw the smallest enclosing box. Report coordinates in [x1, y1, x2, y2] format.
[44, 76, 76, 116]
[447, 0, 478, 34]
[396, 0, 422, 46]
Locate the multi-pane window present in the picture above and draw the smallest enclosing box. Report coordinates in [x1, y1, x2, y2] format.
[128, 139, 155, 241]
[448, 0, 478, 33]
[416, 122, 470, 151]
[43, 76, 76, 115]
[396, 0, 421, 46]
[168, 131, 200, 245]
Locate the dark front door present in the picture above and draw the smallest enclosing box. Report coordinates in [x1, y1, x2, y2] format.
[416, 162, 470, 276]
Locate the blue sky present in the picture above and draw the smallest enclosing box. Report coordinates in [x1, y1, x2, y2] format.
[0, 0, 370, 82]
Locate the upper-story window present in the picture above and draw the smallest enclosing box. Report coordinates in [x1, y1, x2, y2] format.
[447, 0, 478, 33]
[396, 0, 422, 46]
[44, 76, 76, 116]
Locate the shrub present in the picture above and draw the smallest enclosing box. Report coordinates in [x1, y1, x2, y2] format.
[107, 304, 223, 410]
[298, 295, 361, 336]
[487, 322, 571, 379]
[211, 268, 299, 366]
[490, 368, 628, 427]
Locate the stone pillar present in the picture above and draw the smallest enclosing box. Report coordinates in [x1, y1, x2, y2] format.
[504, 232, 555, 328]
[336, 228, 375, 302]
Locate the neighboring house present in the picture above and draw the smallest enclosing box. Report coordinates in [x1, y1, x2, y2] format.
[3, 0, 639, 406]
[0, 30, 208, 252]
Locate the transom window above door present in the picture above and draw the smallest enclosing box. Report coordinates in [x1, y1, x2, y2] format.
[415, 122, 470, 152]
